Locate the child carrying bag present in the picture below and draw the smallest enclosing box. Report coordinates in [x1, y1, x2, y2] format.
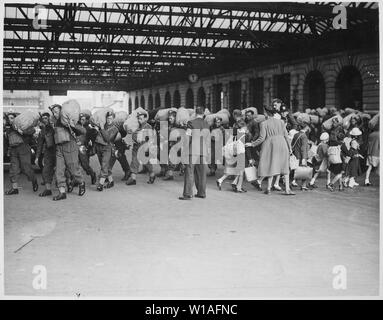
[289, 133, 303, 170]
[327, 145, 342, 164]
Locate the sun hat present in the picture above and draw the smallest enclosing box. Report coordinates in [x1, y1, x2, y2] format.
[349, 127, 362, 136]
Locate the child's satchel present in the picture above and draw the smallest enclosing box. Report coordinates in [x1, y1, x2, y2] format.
[328, 145, 342, 164]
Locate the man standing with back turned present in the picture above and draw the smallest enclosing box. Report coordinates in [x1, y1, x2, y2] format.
[179, 107, 210, 200]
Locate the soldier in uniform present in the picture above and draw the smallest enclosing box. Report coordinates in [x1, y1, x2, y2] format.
[208, 115, 227, 177]
[4, 112, 39, 195]
[77, 113, 97, 185]
[126, 112, 156, 185]
[93, 111, 120, 191]
[163, 111, 179, 180]
[50, 104, 86, 201]
[36, 112, 56, 197]
[109, 125, 131, 181]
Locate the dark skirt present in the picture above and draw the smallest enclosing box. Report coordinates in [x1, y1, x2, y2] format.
[346, 157, 361, 177]
[329, 163, 343, 175]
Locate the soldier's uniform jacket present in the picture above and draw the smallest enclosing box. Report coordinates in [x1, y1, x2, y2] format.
[7, 126, 35, 148]
[53, 117, 85, 189]
[6, 125, 37, 184]
[114, 127, 129, 152]
[53, 117, 86, 145]
[168, 122, 182, 149]
[95, 123, 119, 146]
[36, 124, 55, 158]
[76, 123, 92, 146]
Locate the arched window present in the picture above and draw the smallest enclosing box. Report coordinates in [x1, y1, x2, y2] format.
[303, 70, 326, 109]
[185, 88, 194, 109]
[140, 95, 145, 109]
[148, 93, 154, 110]
[335, 66, 363, 110]
[197, 87, 206, 108]
[173, 90, 181, 108]
[165, 91, 171, 108]
[134, 96, 139, 109]
[155, 92, 161, 109]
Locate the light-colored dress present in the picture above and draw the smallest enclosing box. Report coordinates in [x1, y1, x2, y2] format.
[253, 117, 291, 177]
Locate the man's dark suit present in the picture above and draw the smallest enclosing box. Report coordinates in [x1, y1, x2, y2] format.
[182, 116, 210, 198]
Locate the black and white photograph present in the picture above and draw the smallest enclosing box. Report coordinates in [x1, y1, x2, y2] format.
[0, 0, 381, 300]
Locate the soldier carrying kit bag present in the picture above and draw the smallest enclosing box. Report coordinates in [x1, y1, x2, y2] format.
[60, 99, 81, 128]
[13, 109, 40, 133]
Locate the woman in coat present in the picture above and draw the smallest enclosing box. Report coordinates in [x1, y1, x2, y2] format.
[251, 106, 295, 195]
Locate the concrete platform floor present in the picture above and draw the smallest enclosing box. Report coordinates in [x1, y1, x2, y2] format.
[3, 160, 380, 298]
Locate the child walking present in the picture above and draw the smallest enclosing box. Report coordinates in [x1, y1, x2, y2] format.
[309, 132, 330, 188]
[347, 139, 364, 188]
[327, 133, 344, 192]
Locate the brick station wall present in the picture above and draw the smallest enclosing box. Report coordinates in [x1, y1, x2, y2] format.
[126, 48, 379, 114]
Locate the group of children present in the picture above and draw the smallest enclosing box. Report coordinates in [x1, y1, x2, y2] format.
[302, 118, 379, 192]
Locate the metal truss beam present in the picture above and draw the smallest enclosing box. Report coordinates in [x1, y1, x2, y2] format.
[4, 39, 257, 55]
[4, 18, 315, 42]
[3, 2, 378, 91]
[4, 2, 377, 21]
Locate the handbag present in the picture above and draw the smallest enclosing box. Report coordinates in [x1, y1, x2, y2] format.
[294, 166, 313, 180]
[244, 166, 257, 182]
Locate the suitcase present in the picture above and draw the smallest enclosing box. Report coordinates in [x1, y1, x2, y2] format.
[294, 166, 313, 180]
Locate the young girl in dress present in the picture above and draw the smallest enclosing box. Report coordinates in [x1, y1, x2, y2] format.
[309, 132, 330, 188]
[216, 119, 248, 192]
[327, 132, 344, 192]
